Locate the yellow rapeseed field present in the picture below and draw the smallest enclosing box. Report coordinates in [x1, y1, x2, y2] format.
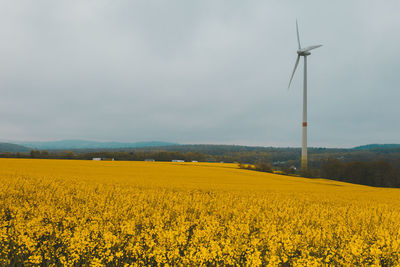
[1, 158, 400, 266]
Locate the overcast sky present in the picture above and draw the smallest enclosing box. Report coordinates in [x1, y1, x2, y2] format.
[0, 0, 399, 147]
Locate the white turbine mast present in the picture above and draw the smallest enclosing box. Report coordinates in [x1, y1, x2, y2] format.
[288, 20, 322, 173]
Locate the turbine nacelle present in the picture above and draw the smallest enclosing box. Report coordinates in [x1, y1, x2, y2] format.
[297, 50, 311, 56]
[297, 45, 322, 56]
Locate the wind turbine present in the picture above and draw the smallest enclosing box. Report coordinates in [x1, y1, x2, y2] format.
[288, 20, 322, 173]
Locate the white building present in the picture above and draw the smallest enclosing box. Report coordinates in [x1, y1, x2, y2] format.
[93, 158, 114, 161]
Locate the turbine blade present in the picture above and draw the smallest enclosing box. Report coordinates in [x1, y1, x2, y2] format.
[296, 20, 301, 49]
[301, 44, 322, 52]
[288, 55, 300, 89]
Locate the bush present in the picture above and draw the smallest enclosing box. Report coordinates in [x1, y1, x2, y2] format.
[254, 162, 273, 173]
[239, 162, 273, 173]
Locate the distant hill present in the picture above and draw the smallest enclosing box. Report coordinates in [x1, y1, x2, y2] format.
[119, 144, 347, 155]
[17, 140, 178, 150]
[353, 144, 400, 150]
[0, 142, 30, 153]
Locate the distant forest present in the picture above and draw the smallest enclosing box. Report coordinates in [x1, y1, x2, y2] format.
[1, 144, 400, 188]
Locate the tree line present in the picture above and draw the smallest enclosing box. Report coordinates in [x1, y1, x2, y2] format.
[320, 159, 400, 187]
[0, 150, 218, 162]
[1, 145, 400, 188]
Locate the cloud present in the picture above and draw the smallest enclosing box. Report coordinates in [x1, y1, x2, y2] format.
[0, 0, 399, 147]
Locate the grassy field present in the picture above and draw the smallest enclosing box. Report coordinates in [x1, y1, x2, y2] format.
[1, 159, 400, 265]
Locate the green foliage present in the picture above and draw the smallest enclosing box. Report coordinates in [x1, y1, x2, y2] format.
[321, 159, 399, 187]
[238, 162, 273, 173]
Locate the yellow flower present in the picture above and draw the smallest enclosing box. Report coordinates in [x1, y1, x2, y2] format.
[0, 158, 399, 265]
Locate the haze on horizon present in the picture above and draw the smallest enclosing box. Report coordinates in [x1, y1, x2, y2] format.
[0, 0, 399, 148]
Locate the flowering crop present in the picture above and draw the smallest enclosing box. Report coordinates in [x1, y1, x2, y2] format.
[0, 159, 399, 265]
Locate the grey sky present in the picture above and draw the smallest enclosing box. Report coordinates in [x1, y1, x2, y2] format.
[0, 0, 399, 147]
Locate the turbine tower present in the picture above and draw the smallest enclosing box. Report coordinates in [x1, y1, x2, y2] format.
[288, 20, 322, 173]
